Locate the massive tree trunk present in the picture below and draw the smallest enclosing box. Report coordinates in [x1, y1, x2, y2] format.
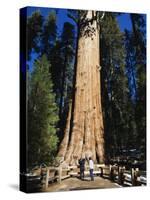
[57, 10, 105, 165]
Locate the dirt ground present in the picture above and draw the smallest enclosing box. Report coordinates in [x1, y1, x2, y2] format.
[43, 176, 120, 192]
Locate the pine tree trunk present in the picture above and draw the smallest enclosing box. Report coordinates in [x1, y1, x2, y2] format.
[57, 10, 105, 165]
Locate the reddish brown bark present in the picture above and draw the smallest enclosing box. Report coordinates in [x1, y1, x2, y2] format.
[57, 10, 105, 165]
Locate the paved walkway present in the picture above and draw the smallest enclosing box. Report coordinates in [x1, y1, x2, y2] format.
[44, 176, 120, 192]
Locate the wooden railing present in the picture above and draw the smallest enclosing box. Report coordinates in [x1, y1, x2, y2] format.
[99, 165, 146, 187]
[42, 164, 146, 189]
[43, 166, 71, 189]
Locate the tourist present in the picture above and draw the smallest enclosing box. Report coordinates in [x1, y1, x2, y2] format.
[89, 157, 94, 181]
[79, 157, 85, 180]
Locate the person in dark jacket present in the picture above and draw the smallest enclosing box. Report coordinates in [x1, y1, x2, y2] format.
[79, 158, 85, 180]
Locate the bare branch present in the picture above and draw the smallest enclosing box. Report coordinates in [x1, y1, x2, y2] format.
[67, 13, 78, 24]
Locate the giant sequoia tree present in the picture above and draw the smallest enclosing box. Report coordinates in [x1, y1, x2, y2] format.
[57, 10, 105, 165]
[27, 8, 146, 168]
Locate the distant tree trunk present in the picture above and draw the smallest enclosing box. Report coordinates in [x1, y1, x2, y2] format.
[59, 54, 67, 118]
[58, 10, 105, 165]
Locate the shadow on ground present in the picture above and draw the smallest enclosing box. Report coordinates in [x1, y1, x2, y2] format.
[9, 184, 19, 191]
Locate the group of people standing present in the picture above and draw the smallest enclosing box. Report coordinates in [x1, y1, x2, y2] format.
[78, 157, 94, 181]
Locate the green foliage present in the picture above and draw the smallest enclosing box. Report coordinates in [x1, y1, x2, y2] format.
[45, 21, 76, 118]
[28, 55, 59, 168]
[27, 10, 57, 59]
[59, 22, 75, 114]
[130, 14, 146, 152]
[26, 9, 146, 163]
[27, 11, 43, 58]
[100, 12, 146, 159]
[101, 13, 134, 156]
[48, 21, 76, 141]
[41, 11, 57, 54]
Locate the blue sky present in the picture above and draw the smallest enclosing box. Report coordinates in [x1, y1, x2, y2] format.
[27, 6, 133, 33]
[117, 13, 132, 31]
[27, 6, 134, 68]
[26, 6, 146, 73]
[26, 7, 146, 101]
[27, 7, 74, 36]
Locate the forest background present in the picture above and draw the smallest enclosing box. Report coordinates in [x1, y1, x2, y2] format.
[26, 7, 146, 168]
[0, 1, 149, 200]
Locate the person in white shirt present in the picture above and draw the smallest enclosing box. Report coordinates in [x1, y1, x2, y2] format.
[89, 157, 94, 181]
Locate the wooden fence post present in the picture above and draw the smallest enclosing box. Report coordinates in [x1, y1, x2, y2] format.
[100, 167, 103, 177]
[109, 165, 115, 181]
[135, 168, 140, 185]
[131, 168, 135, 186]
[118, 166, 124, 185]
[58, 165, 62, 184]
[131, 168, 140, 186]
[45, 168, 49, 189]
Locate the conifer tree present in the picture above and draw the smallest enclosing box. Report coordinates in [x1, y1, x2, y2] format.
[130, 14, 146, 154]
[28, 55, 59, 168]
[59, 22, 75, 117]
[27, 11, 43, 59]
[100, 13, 132, 157]
[41, 11, 57, 55]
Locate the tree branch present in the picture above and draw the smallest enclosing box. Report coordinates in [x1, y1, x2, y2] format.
[67, 13, 78, 24]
